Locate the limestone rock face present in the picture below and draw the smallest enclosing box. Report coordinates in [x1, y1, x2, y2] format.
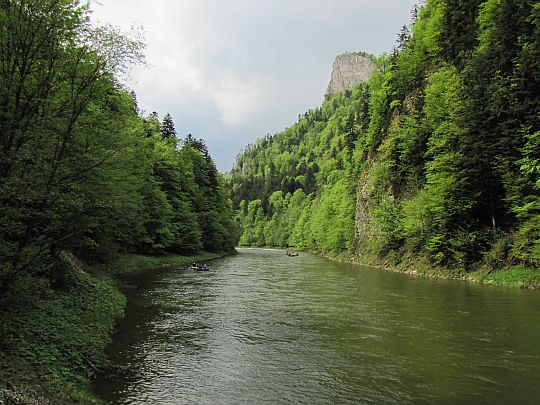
[326, 53, 375, 96]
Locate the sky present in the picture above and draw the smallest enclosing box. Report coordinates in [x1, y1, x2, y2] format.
[91, 0, 418, 171]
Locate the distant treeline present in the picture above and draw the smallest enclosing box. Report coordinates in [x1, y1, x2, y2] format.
[0, 0, 237, 296]
[228, 0, 540, 271]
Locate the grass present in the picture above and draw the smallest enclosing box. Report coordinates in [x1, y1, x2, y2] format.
[0, 253, 125, 404]
[98, 251, 229, 276]
[345, 248, 540, 289]
[471, 265, 540, 288]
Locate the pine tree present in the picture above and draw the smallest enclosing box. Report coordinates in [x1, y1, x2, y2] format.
[160, 113, 177, 140]
[130, 90, 140, 115]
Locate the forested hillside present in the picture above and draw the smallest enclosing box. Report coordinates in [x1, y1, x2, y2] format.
[229, 0, 540, 272]
[1, 1, 237, 400]
[0, 0, 236, 296]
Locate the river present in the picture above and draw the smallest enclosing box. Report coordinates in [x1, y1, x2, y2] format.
[94, 248, 540, 404]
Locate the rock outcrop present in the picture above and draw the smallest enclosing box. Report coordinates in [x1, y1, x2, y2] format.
[326, 53, 375, 96]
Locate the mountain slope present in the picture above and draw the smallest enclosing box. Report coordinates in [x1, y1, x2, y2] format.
[228, 0, 540, 274]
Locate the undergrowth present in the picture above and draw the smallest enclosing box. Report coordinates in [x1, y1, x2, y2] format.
[0, 252, 125, 404]
[0, 250, 230, 404]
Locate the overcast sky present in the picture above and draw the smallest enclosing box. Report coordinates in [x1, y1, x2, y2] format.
[91, 0, 418, 171]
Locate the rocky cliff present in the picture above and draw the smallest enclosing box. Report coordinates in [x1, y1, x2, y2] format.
[326, 53, 375, 96]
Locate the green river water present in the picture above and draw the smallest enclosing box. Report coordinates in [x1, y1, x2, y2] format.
[94, 248, 540, 404]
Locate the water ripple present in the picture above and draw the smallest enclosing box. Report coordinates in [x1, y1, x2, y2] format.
[95, 248, 540, 405]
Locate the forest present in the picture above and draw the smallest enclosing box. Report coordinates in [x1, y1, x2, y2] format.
[229, 0, 540, 273]
[0, 1, 236, 401]
[1, 0, 539, 402]
[0, 0, 236, 296]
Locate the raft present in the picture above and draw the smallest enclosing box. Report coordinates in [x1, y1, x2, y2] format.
[190, 266, 209, 271]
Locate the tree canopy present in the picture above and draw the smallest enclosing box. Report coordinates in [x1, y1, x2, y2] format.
[0, 0, 237, 297]
[228, 0, 540, 271]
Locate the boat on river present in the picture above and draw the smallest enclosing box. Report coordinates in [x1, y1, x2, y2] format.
[286, 250, 299, 257]
[189, 264, 210, 271]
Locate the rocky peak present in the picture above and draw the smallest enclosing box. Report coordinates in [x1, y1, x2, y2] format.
[326, 53, 376, 96]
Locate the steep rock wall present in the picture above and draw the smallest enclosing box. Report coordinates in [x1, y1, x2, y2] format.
[326, 53, 375, 96]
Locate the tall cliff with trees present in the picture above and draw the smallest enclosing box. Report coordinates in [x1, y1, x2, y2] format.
[229, 0, 540, 276]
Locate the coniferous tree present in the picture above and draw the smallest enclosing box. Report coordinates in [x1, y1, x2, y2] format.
[160, 113, 177, 141]
[228, 0, 539, 270]
[0, 0, 238, 295]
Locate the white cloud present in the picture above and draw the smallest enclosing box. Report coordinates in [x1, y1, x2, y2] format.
[91, 0, 419, 170]
[208, 76, 261, 127]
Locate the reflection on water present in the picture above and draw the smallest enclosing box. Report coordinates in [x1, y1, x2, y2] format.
[94, 249, 540, 404]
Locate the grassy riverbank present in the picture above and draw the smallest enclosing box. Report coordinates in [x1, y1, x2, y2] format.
[0, 250, 230, 404]
[238, 244, 539, 289]
[95, 251, 229, 277]
[322, 249, 540, 289]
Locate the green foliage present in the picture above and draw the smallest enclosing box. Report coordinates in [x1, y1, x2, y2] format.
[239, 199, 266, 246]
[0, 0, 149, 290]
[0, 252, 125, 403]
[0, 0, 237, 297]
[480, 265, 540, 288]
[229, 86, 366, 251]
[413, 66, 474, 264]
[229, 0, 540, 275]
[160, 112, 177, 142]
[401, 189, 434, 250]
[0, 1, 238, 400]
[310, 178, 356, 251]
[440, 0, 483, 67]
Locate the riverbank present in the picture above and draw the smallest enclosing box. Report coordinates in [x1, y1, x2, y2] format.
[237, 245, 539, 289]
[93, 251, 231, 277]
[0, 250, 231, 404]
[324, 249, 540, 289]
